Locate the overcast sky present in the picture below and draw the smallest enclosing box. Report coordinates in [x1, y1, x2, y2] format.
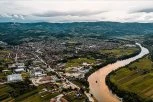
[1, 0, 153, 23]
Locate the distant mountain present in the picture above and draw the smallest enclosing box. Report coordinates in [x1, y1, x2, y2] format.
[0, 22, 153, 45]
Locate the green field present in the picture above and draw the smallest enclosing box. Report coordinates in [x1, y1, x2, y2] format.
[63, 91, 87, 102]
[0, 83, 61, 102]
[18, 91, 59, 102]
[0, 50, 13, 64]
[18, 93, 41, 102]
[65, 58, 96, 71]
[109, 55, 153, 101]
[101, 47, 139, 58]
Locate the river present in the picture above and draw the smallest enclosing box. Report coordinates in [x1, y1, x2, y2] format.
[88, 43, 149, 102]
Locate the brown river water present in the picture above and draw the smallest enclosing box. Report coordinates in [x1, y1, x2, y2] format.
[88, 43, 149, 102]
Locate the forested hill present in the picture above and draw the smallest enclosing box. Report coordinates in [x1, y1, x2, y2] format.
[0, 21, 153, 45]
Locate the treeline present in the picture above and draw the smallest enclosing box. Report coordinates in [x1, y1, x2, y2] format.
[85, 57, 116, 81]
[85, 47, 141, 84]
[118, 48, 141, 60]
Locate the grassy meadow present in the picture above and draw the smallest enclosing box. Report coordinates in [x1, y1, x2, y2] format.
[100, 47, 139, 58]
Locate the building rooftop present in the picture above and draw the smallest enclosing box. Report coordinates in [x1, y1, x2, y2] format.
[15, 68, 25, 72]
[7, 74, 23, 83]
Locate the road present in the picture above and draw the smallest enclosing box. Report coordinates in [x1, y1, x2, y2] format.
[33, 52, 94, 101]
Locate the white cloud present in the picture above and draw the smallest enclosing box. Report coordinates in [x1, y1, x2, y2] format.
[0, 0, 153, 22]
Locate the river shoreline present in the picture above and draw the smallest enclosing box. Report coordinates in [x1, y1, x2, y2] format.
[106, 55, 149, 102]
[85, 45, 141, 81]
[88, 43, 149, 102]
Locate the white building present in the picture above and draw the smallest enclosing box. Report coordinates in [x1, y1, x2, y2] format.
[7, 74, 23, 83]
[14, 68, 25, 73]
[15, 63, 26, 73]
[31, 67, 45, 77]
[8, 63, 26, 73]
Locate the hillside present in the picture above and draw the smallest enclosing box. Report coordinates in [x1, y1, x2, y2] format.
[1, 22, 153, 45]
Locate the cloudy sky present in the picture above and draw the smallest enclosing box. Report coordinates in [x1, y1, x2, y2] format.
[1, 0, 153, 23]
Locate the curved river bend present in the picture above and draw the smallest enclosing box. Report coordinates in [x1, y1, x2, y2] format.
[88, 43, 149, 102]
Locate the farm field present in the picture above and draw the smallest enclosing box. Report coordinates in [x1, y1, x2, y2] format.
[110, 55, 153, 101]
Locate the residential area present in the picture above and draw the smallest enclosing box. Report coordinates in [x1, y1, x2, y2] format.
[0, 37, 139, 102]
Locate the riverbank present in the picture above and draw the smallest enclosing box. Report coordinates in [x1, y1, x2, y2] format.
[85, 44, 141, 79]
[88, 43, 149, 102]
[106, 54, 153, 102]
[85, 46, 141, 84]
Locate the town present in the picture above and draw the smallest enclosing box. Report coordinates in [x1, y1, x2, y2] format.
[0, 36, 140, 102]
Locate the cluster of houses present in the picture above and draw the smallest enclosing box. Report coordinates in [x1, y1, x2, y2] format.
[6, 62, 46, 83]
[8, 63, 26, 73]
